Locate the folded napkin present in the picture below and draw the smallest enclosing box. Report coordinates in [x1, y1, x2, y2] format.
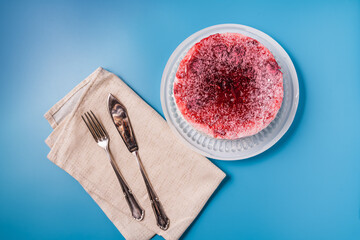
[44, 67, 225, 240]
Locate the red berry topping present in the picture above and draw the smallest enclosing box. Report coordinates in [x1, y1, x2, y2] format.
[174, 33, 283, 139]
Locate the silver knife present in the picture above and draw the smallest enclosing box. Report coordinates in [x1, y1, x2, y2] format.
[108, 93, 170, 230]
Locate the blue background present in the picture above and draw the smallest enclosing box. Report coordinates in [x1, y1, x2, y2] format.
[0, 0, 359, 239]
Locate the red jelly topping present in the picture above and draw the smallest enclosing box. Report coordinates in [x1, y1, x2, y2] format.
[174, 33, 283, 139]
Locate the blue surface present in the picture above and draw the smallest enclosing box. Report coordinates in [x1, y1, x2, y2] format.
[0, 0, 359, 239]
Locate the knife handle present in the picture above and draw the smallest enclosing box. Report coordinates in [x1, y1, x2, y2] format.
[106, 150, 145, 221]
[134, 151, 170, 230]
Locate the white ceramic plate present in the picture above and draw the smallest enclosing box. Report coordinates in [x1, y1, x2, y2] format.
[161, 24, 299, 160]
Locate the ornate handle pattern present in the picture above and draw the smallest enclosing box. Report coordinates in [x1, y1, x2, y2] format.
[134, 151, 170, 230]
[106, 149, 145, 221]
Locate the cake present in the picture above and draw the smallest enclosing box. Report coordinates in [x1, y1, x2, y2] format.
[173, 33, 283, 139]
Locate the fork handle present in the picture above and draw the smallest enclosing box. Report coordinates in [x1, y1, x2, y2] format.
[106, 150, 145, 221]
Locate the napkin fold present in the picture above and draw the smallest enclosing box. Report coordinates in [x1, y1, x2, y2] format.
[44, 67, 225, 240]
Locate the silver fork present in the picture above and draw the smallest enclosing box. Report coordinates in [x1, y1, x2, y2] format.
[81, 111, 145, 221]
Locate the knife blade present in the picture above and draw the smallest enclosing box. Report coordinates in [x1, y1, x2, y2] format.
[108, 93, 170, 230]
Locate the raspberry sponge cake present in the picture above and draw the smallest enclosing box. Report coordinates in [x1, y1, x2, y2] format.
[173, 33, 283, 139]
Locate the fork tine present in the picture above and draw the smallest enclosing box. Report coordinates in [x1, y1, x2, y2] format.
[90, 110, 108, 138]
[81, 115, 97, 141]
[85, 112, 101, 140]
[86, 111, 103, 139]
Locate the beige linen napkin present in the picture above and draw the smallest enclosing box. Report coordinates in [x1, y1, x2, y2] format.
[44, 67, 225, 240]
